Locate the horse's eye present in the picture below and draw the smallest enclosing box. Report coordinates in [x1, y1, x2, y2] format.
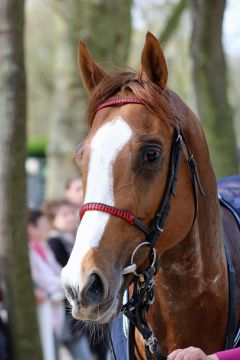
[143, 146, 161, 162]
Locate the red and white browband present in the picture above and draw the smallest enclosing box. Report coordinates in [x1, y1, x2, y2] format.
[80, 202, 134, 223]
[79, 202, 151, 236]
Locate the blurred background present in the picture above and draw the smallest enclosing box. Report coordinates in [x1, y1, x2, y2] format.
[0, 0, 239, 359]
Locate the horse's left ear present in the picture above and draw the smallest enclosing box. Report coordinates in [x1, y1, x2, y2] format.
[78, 41, 106, 94]
[139, 31, 168, 89]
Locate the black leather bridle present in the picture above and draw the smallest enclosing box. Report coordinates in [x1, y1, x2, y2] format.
[79, 97, 205, 360]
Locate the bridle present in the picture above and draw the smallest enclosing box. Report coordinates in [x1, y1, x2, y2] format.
[79, 97, 205, 360]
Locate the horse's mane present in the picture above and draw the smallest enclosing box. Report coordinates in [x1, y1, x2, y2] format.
[87, 70, 175, 126]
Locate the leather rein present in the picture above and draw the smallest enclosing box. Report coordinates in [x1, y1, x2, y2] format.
[79, 97, 205, 360]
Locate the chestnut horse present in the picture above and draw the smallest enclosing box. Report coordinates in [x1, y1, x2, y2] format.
[61, 32, 240, 359]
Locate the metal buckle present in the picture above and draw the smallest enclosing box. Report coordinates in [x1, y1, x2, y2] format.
[144, 334, 158, 354]
[122, 263, 137, 275]
[176, 134, 182, 143]
[155, 223, 164, 233]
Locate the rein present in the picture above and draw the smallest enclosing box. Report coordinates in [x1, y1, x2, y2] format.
[79, 97, 205, 360]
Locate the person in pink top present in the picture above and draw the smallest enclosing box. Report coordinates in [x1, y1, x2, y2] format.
[28, 209, 65, 360]
[167, 346, 240, 360]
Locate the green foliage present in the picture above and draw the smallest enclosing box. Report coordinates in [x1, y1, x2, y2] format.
[27, 137, 48, 157]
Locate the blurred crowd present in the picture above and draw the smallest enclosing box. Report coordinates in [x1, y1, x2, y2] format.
[0, 177, 105, 360]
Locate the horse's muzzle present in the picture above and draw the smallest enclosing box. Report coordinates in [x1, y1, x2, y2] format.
[64, 271, 108, 309]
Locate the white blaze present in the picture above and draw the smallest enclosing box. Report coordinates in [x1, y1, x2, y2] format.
[61, 116, 132, 288]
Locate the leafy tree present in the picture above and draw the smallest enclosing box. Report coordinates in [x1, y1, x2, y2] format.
[157, 0, 239, 177]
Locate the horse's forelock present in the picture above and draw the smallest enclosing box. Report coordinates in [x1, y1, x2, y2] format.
[86, 71, 175, 126]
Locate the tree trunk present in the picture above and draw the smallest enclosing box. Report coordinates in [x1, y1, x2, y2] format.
[189, 0, 238, 178]
[46, 0, 132, 199]
[0, 1, 43, 359]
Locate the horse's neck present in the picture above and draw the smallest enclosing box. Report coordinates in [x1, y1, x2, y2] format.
[160, 197, 225, 292]
[149, 191, 228, 354]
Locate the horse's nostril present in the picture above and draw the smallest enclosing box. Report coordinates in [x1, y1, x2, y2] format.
[83, 273, 105, 306]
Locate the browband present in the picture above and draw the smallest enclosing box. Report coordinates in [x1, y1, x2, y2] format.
[96, 97, 145, 112]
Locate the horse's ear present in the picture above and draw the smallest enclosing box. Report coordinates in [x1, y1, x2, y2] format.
[78, 41, 106, 94]
[139, 31, 168, 89]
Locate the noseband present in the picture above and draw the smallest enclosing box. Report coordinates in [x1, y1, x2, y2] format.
[79, 97, 205, 359]
[80, 202, 151, 236]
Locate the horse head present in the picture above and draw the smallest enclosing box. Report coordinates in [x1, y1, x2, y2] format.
[61, 32, 211, 325]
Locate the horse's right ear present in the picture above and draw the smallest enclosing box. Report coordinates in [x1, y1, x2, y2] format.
[78, 42, 106, 94]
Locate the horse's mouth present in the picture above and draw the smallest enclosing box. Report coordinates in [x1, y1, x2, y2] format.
[71, 296, 120, 324]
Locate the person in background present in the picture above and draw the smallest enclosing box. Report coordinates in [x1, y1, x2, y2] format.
[44, 199, 94, 360]
[167, 346, 240, 360]
[28, 209, 65, 360]
[64, 177, 83, 208]
[64, 177, 83, 229]
[44, 199, 78, 267]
